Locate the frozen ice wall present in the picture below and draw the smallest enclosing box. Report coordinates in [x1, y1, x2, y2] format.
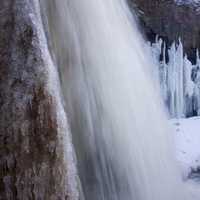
[150, 38, 200, 118]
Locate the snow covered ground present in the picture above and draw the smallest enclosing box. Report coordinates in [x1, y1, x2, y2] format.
[171, 117, 200, 181]
[170, 117, 200, 198]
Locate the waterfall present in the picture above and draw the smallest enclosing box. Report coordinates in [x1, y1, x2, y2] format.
[40, 0, 190, 199]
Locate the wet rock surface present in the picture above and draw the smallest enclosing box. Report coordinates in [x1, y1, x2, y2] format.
[0, 0, 78, 199]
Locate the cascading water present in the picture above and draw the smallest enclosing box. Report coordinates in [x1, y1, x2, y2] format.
[40, 0, 191, 199]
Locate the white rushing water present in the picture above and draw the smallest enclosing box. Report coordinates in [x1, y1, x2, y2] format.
[41, 0, 192, 199]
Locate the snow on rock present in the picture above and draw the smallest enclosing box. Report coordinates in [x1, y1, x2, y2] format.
[175, 0, 200, 6]
[175, 0, 200, 12]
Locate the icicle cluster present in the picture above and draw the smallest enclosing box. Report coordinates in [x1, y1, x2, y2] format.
[150, 37, 200, 118]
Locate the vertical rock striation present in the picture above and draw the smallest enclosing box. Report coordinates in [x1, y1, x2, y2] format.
[0, 0, 79, 199]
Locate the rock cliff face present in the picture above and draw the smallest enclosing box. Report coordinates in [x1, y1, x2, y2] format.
[131, 0, 200, 63]
[0, 0, 79, 199]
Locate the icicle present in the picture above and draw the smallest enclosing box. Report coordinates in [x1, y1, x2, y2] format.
[149, 38, 200, 118]
[160, 41, 168, 103]
[196, 48, 199, 66]
[183, 56, 195, 117]
[184, 56, 195, 97]
[175, 39, 184, 118]
[167, 42, 176, 117]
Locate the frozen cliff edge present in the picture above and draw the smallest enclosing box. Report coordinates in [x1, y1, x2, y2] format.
[150, 38, 200, 118]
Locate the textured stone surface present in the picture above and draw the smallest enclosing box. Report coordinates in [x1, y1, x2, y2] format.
[0, 0, 79, 199]
[130, 0, 200, 63]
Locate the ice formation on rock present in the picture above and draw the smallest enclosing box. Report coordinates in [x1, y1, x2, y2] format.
[150, 38, 200, 118]
[175, 0, 200, 12]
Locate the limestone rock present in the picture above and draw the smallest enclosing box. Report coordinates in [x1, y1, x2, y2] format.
[0, 0, 79, 199]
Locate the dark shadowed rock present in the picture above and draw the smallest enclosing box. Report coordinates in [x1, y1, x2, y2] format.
[130, 0, 200, 63]
[0, 0, 79, 199]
